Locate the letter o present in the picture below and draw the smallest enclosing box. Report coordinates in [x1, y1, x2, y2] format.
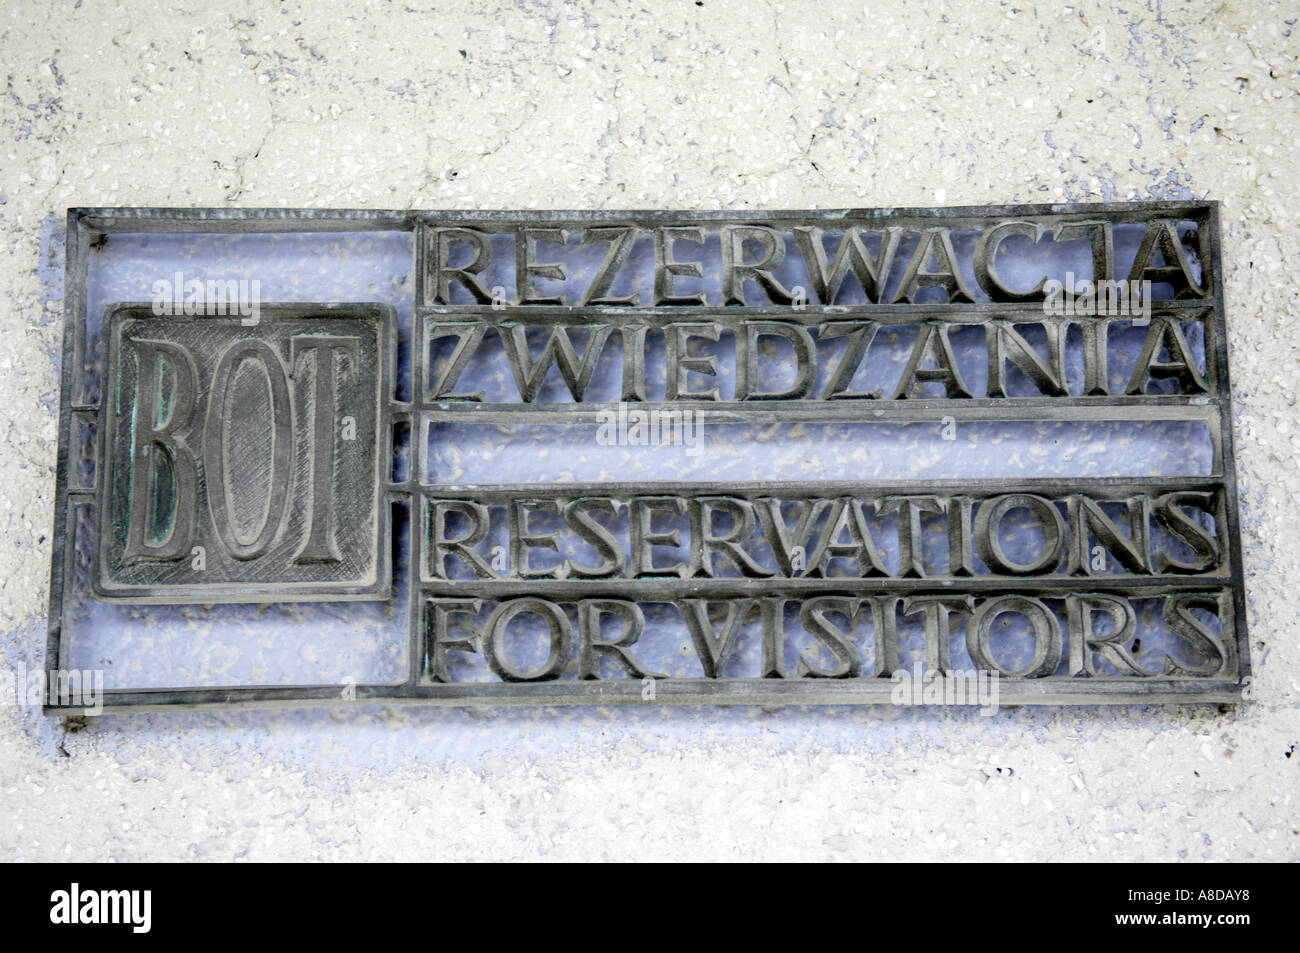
[975, 494, 1066, 575]
[484, 599, 572, 682]
[203, 339, 293, 560]
[967, 595, 1062, 678]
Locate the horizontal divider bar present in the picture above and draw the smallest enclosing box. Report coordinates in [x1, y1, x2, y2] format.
[75, 401, 1228, 422]
[416, 578, 1232, 596]
[415, 203, 1215, 228]
[420, 400, 1223, 422]
[417, 477, 1225, 499]
[419, 301, 1213, 322]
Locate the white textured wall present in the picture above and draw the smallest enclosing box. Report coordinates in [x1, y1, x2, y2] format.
[1, 0, 1296, 861]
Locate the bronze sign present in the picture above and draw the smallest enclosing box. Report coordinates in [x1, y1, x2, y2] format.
[45, 203, 1249, 713]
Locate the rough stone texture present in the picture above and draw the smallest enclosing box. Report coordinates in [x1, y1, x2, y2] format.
[1, 0, 1297, 861]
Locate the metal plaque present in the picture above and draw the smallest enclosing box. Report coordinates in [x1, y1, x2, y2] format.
[44, 203, 1250, 713]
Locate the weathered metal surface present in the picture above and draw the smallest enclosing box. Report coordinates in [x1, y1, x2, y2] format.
[93, 303, 395, 604]
[45, 203, 1249, 713]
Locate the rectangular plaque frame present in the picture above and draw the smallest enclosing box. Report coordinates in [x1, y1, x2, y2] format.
[45, 202, 1250, 713]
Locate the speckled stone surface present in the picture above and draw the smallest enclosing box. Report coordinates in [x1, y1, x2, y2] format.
[1, 0, 1297, 861]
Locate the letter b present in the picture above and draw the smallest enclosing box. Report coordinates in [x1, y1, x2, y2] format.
[124, 339, 200, 562]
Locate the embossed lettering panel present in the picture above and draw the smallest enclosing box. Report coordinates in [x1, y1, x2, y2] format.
[95, 305, 393, 602]
[44, 204, 1249, 712]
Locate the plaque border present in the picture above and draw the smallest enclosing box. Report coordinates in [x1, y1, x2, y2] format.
[44, 203, 1250, 713]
